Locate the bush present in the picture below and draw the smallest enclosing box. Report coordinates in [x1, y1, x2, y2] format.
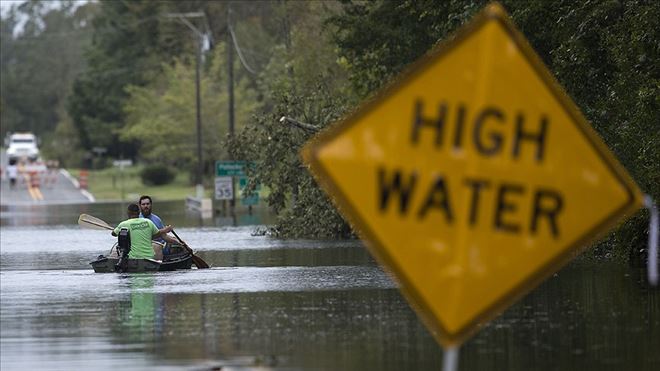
[140, 164, 175, 186]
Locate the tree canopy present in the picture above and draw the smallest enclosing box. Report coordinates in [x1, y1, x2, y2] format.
[1, 0, 96, 164]
[233, 0, 658, 248]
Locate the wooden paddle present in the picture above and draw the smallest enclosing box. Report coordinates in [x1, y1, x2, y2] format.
[78, 213, 114, 230]
[170, 230, 210, 269]
[78, 213, 211, 269]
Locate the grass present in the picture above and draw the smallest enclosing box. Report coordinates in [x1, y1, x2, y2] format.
[68, 166, 202, 201]
[67, 166, 269, 202]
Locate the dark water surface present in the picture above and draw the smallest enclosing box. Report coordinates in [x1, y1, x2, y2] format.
[1, 202, 659, 370]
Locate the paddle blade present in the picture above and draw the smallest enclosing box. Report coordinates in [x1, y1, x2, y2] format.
[78, 214, 114, 231]
[192, 254, 210, 269]
[171, 229, 210, 269]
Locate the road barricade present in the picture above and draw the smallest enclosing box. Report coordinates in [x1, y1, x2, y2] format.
[29, 171, 40, 188]
[79, 170, 89, 189]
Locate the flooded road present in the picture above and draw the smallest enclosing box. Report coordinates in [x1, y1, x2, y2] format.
[1, 202, 659, 370]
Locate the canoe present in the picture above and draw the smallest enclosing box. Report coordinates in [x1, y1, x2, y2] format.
[90, 244, 193, 273]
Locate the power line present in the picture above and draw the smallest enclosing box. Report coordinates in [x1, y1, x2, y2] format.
[2, 12, 163, 40]
[6, 5, 266, 76]
[228, 20, 256, 75]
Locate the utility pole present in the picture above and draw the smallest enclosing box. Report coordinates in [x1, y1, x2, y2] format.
[227, 7, 235, 141]
[164, 12, 207, 198]
[227, 5, 236, 215]
[195, 30, 203, 198]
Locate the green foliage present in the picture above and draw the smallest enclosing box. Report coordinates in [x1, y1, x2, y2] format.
[1, 0, 95, 142]
[325, 0, 658, 252]
[329, 0, 486, 97]
[41, 114, 85, 168]
[509, 0, 659, 256]
[140, 163, 175, 186]
[66, 0, 192, 158]
[230, 84, 353, 239]
[229, 1, 355, 238]
[121, 44, 260, 181]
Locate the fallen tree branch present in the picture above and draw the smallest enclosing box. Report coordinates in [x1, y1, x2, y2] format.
[279, 116, 321, 133]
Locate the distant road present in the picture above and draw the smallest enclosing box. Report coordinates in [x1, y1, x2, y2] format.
[1, 150, 93, 206]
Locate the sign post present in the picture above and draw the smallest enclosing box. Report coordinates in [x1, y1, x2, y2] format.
[301, 1, 644, 354]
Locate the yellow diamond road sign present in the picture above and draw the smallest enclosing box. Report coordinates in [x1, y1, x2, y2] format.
[301, 3, 643, 346]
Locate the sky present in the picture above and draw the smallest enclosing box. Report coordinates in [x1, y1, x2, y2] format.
[0, 0, 25, 16]
[1, 0, 89, 36]
[0, 0, 89, 17]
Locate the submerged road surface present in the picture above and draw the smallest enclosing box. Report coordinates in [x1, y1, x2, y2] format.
[1, 150, 92, 205]
[1, 208, 659, 370]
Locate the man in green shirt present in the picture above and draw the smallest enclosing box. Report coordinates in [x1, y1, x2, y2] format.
[112, 203, 174, 260]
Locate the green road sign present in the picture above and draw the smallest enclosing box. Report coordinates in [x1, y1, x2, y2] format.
[215, 161, 259, 204]
[216, 161, 253, 177]
[239, 176, 260, 205]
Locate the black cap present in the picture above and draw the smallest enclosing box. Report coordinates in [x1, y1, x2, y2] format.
[127, 203, 140, 213]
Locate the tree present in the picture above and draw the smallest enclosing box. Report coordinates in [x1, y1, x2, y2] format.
[67, 0, 192, 159]
[325, 0, 658, 254]
[509, 0, 658, 258]
[121, 44, 260, 181]
[228, 1, 354, 238]
[330, 0, 486, 97]
[1, 0, 95, 158]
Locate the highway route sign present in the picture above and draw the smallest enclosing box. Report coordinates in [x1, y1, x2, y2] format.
[214, 176, 233, 200]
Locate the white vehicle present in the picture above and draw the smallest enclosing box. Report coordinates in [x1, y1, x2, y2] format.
[6, 132, 40, 162]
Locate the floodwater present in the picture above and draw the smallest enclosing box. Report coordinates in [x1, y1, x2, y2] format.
[1, 201, 659, 370]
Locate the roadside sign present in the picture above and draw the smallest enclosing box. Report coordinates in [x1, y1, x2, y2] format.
[216, 161, 251, 177]
[112, 159, 133, 168]
[215, 161, 259, 203]
[301, 3, 643, 346]
[215, 176, 233, 200]
[239, 177, 260, 205]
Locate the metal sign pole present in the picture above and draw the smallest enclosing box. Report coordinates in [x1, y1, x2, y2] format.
[227, 6, 236, 216]
[645, 195, 658, 286]
[442, 345, 459, 371]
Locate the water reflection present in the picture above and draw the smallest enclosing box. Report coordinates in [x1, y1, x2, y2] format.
[119, 275, 159, 344]
[464, 262, 660, 370]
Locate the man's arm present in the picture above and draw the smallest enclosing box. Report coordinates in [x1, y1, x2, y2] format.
[152, 225, 173, 238]
[158, 233, 180, 245]
[150, 225, 184, 245]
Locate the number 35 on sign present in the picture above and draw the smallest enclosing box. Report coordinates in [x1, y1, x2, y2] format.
[215, 176, 233, 200]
